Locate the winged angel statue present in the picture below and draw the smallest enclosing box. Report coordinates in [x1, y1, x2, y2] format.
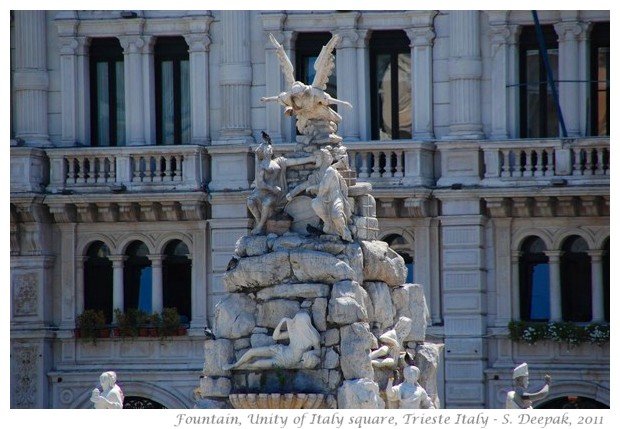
[261, 33, 352, 143]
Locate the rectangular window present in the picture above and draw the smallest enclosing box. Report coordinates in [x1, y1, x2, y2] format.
[519, 26, 559, 138]
[155, 37, 190, 145]
[370, 30, 412, 140]
[295, 32, 337, 99]
[590, 22, 609, 136]
[89, 38, 125, 146]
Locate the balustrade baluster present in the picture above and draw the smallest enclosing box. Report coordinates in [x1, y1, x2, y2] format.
[501, 149, 512, 177]
[394, 150, 403, 178]
[357, 152, 369, 179]
[584, 148, 594, 175]
[546, 149, 555, 176]
[67, 157, 76, 184]
[77, 157, 87, 183]
[572, 148, 583, 176]
[523, 150, 533, 177]
[371, 151, 382, 178]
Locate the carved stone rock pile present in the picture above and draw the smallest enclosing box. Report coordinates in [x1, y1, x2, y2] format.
[195, 230, 442, 409]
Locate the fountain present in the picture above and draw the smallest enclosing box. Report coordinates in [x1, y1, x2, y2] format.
[194, 33, 443, 409]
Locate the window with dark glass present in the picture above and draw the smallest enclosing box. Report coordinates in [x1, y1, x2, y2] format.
[84, 241, 113, 323]
[162, 239, 192, 322]
[385, 234, 414, 283]
[560, 236, 592, 322]
[124, 241, 152, 313]
[155, 36, 190, 145]
[89, 38, 125, 146]
[369, 30, 412, 140]
[519, 25, 559, 138]
[295, 32, 337, 99]
[590, 22, 609, 136]
[519, 236, 550, 321]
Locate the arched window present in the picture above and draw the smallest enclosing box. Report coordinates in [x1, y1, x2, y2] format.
[519, 236, 550, 321]
[84, 241, 113, 322]
[162, 240, 192, 322]
[124, 241, 152, 313]
[123, 396, 167, 409]
[561, 236, 592, 322]
[385, 234, 414, 283]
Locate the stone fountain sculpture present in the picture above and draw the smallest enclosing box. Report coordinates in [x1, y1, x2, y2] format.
[194, 33, 443, 409]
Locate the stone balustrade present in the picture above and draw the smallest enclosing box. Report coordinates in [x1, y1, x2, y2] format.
[47, 145, 208, 193]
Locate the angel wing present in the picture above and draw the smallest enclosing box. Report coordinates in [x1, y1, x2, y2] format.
[311, 34, 341, 90]
[268, 33, 295, 88]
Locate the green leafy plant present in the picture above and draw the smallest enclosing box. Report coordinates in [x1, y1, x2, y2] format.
[160, 307, 181, 338]
[76, 309, 106, 344]
[508, 320, 609, 347]
[114, 308, 149, 339]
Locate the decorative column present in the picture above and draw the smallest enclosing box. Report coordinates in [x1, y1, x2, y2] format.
[356, 29, 371, 141]
[406, 26, 435, 140]
[334, 12, 361, 142]
[545, 251, 563, 321]
[110, 256, 126, 320]
[150, 254, 164, 313]
[488, 22, 520, 140]
[13, 11, 51, 146]
[447, 11, 484, 139]
[119, 33, 148, 146]
[555, 21, 586, 137]
[57, 17, 90, 147]
[588, 250, 605, 321]
[217, 10, 254, 144]
[511, 251, 522, 320]
[184, 17, 213, 146]
[261, 13, 288, 143]
[75, 256, 86, 317]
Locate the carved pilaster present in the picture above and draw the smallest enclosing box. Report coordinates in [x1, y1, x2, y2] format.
[118, 202, 140, 222]
[75, 203, 97, 223]
[484, 197, 511, 218]
[13, 272, 39, 317]
[405, 26, 435, 140]
[511, 197, 533, 218]
[48, 203, 77, 223]
[182, 201, 207, 221]
[533, 196, 555, 217]
[12, 344, 39, 408]
[139, 202, 162, 222]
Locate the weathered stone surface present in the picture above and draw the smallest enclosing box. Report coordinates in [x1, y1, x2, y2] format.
[415, 342, 444, 409]
[284, 195, 321, 234]
[324, 347, 340, 369]
[223, 251, 292, 291]
[391, 283, 431, 341]
[290, 249, 355, 283]
[353, 216, 379, 241]
[213, 294, 256, 339]
[256, 299, 300, 328]
[364, 282, 395, 331]
[235, 234, 269, 257]
[250, 332, 275, 348]
[311, 297, 328, 331]
[360, 240, 407, 286]
[337, 378, 385, 409]
[199, 376, 232, 398]
[328, 280, 369, 325]
[256, 283, 330, 301]
[272, 233, 308, 252]
[203, 339, 235, 377]
[233, 337, 250, 350]
[341, 242, 364, 284]
[193, 397, 229, 409]
[340, 322, 377, 380]
[322, 328, 340, 347]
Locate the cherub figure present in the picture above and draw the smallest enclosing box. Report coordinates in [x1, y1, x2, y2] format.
[261, 33, 352, 142]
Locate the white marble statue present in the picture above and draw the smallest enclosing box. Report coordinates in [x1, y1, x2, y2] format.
[223, 311, 321, 370]
[91, 371, 123, 409]
[369, 316, 412, 369]
[506, 363, 551, 409]
[261, 33, 352, 142]
[248, 131, 317, 235]
[386, 365, 435, 409]
[307, 147, 353, 241]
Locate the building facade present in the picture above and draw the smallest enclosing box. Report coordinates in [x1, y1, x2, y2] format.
[9, 10, 609, 409]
